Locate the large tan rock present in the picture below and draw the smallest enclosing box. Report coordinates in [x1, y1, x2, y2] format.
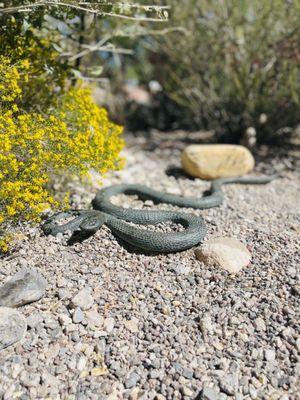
[181, 144, 254, 179]
[195, 237, 251, 273]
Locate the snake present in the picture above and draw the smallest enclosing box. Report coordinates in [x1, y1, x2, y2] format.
[42, 175, 276, 253]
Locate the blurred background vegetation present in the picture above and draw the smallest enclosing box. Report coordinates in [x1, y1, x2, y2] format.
[2, 1, 299, 145]
[108, 0, 300, 144]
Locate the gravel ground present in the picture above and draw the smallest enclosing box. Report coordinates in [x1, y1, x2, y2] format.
[0, 134, 299, 400]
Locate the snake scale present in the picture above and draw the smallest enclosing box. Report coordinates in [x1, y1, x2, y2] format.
[43, 175, 275, 253]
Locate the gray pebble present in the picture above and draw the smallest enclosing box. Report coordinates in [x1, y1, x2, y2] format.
[72, 307, 84, 324]
[168, 263, 191, 275]
[0, 269, 46, 308]
[70, 286, 94, 310]
[125, 372, 140, 389]
[0, 307, 27, 350]
[201, 387, 219, 400]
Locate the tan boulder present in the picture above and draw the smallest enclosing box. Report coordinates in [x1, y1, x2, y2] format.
[195, 237, 251, 273]
[181, 144, 254, 179]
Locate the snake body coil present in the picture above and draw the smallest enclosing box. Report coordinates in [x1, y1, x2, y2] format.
[43, 175, 276, 253]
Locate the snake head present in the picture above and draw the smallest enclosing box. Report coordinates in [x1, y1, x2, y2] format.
[79, 212, 108, 233]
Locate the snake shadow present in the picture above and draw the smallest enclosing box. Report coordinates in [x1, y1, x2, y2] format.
[113, 236, 163, 256]
[67, 229, 166, 256]
[165, 165, 194, 180]
[67, 230, 95, 245]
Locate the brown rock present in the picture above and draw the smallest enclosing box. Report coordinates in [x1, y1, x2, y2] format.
[181, 144, 255, 179]
[195, 237, 251, 273]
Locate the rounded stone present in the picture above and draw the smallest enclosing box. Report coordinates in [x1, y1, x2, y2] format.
[0, 268, 46, 308]
[181, 144, 255, 179]
[195, 237, 251, 273]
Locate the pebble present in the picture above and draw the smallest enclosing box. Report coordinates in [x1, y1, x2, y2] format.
[0, 268, 46, 307]
[91, 267, 103, 275]
[182, 368, 193, 379]
[254, 317, 267, 332]
[104, 317, 115, 333]
[26, 312, 43, 329]
[201, 387, 220, 400]
[72, 307, 84, 324]
[76, 357, 87, 371]
[125, 372, 140, 389]
[219, 374, 238, 395]
[70, 286, 94, 310]
[0, 307, 27, 350]
[168, 262, 191, 275]
[265, 349, 276, 362]
[199, 315, 214, 335]
[124, 318, 139, 333]
[85, 310, 104, 327]
[58, 288, 69, 300]
[181, 386, 194, 396]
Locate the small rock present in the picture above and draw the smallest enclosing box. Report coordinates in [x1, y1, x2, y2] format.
[129, 387, 140, 400]
[26, 312, 43, 329]
[201, 387, 219, 400]
[265, 349, 276, 362]
[181, 144, 254, 179]
[168, 263, 191, 275]
[219, 374, 238, 395]
[91, 367, 108, 376]
[182, 368, 194, 379]
[254, 317, 267, 332]
[199, 315, 214, 334]
[124, 318, 139, 333]
[195, 237, 251, 273]
[125, 372, 140, 389]
[181, 386, 193, 396]
[72, 307, 84, 324]
[20, 371, 41, 387]
[91, 267, 103, 275]
[0, 269, 46, 307]
[77, 356, 87, 371]
[70, 286, 94, 310]
[58, 289, 69, 300]
[56, 277, 68, 288]
[58, 314, 72, 326]
[0, 307, 27, 350]
[104, 317, 115, 333]
[85, 310, 104, 327]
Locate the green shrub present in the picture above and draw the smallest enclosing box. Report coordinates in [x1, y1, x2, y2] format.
[140, 0, 300, 142]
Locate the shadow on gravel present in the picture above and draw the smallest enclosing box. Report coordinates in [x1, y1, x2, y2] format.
[67, 230, 96, 246]
[165, 165, 194, 180]
[113, 236, 161, 256]
[194, 392, 203, 400]
[66, 228, 163, 256]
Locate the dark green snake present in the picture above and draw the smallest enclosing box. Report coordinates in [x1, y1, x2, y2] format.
[42, 175, 276, 253]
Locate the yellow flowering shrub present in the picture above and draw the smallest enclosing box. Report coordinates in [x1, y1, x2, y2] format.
[0, 56, 124, 252]
[0, 16, 68, 111]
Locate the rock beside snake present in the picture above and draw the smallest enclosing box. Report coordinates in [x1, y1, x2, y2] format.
[43, 175, 276, 253]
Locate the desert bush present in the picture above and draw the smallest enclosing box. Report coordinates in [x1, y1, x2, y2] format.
[138, 0, 300, 142]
